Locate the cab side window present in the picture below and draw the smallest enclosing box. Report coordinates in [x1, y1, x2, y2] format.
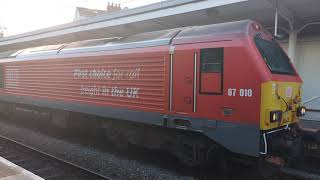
[200, 48, 223, 94]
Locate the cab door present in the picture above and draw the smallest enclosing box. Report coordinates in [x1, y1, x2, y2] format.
[172, 49, 195, 114]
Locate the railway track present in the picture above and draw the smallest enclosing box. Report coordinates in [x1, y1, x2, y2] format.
[2, 118, 320, 180]
[0, 134, 111, 180]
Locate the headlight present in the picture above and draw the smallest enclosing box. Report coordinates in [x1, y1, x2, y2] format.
[297, 106, 306, 117]
[270, 110, 282, 123]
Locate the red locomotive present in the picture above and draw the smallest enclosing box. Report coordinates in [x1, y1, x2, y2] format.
[0, 20, 317, 173]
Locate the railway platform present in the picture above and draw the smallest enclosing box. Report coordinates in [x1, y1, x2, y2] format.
[0, 156, 42, 180]
[301, 97, 320, 129]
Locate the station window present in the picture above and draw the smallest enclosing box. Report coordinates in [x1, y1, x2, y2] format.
[200, 48, 223, 94]
[0, 65, 3, 88]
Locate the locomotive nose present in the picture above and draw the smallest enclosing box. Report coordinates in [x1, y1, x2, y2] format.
[261, 82, 304, 131]
[297, 106, 306, 117]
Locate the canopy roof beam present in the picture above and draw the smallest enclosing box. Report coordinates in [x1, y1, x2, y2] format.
[265, 0, 295, 30]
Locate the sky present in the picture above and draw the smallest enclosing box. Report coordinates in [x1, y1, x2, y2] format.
[0, 0, 163, 36]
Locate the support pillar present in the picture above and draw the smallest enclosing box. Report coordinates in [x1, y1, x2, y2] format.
[288, 30, 297, 64]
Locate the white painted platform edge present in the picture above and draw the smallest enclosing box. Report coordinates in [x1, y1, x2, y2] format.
[0, 156, 44, 180]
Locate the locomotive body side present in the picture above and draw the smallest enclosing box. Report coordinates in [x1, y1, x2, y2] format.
[0, 20, 308, 167]
[0, 30, 263, 157]
[168, 35, 263, 157]
[0, 46, 171, 125]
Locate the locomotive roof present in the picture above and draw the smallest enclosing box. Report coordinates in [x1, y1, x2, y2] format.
[1, 20, 252, 59]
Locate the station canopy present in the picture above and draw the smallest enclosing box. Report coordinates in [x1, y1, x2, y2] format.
[0, 0, 319, 52]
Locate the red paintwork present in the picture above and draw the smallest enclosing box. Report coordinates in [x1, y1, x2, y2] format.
[2, 48, 170, 112]
[172, 50, 195, 113]
[0, 21, 303, 127]
[200, 73, 221, 93]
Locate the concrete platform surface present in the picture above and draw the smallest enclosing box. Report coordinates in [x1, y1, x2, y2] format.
[301, 96, 320, 129]
[0, 156, 43, 180]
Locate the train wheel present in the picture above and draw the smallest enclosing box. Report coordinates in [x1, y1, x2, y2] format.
[207, 145, 230, 176]
[176, 141, 229, 170]
[177, 149, 202, 167]
[258, 159, 282, 180]
[103, 124, 129, 150]
[174, 141, 205, 167]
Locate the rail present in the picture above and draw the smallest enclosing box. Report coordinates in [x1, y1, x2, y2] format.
[0, 133, 112, 180]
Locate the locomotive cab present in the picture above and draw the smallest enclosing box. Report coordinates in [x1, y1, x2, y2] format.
[251, 23, 307, 166]
[169, 21, 309, 165]
[255, 34, 304, 131]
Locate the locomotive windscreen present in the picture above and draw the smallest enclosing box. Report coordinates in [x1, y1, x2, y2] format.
[254, 36, 295, 75]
